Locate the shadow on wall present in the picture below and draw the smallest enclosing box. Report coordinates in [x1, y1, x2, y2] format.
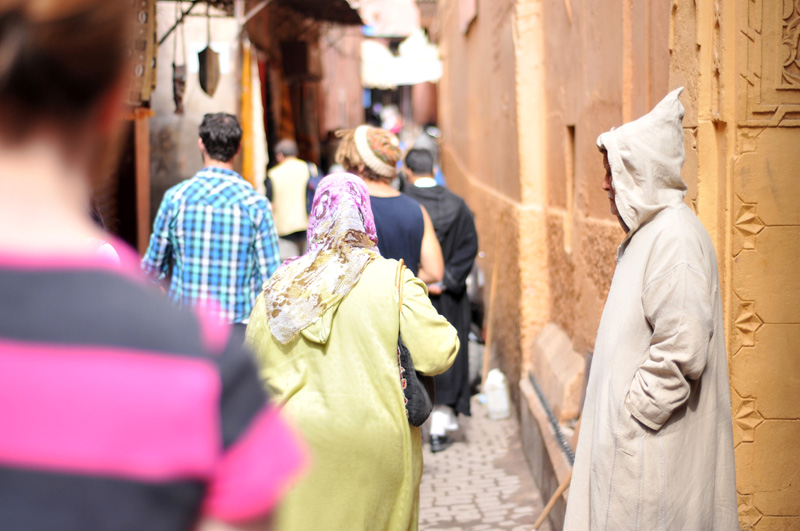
[149, 124, 182, 228]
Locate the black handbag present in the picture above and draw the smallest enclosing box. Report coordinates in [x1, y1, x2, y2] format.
[395, 260, 436, 426]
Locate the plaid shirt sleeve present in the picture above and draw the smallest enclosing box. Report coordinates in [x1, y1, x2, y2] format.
[253, 199, 281, 286]
[141, 191, 174, 282]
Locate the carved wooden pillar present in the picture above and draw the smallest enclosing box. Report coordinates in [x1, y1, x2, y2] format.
[669, 0, 800, 529]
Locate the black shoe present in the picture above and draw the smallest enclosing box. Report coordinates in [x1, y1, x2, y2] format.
[430, 434, 453, 453]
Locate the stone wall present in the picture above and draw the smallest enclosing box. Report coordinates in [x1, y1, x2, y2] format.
[438, 0, 800, 528]
[538, 0, 672, 355]
[437, 1, 673, 527]
[438, 0, 537, 403]
[437, 0, 670, 404]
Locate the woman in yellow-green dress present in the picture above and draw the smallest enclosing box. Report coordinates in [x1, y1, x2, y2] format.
[246, 173, 458, 531]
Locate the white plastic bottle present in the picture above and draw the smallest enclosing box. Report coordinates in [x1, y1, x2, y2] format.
[485, 368, 511, 420]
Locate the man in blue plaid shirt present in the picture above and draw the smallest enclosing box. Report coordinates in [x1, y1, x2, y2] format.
[142, 113, 281, 324]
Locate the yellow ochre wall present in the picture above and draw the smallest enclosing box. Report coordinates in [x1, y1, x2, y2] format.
[437, 0, 670, 408]
[437, 0, 800, 528]
[438, 0, 540, 405]
[675, 0, 800, 528]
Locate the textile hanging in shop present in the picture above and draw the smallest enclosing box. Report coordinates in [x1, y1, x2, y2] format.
[239, 38, 268, 193]
[172, 64, 187, 114]
[278, 76, 296, 142]
[297, 83, 320, 164]
[198, 4, 220, 97]
[249, 48, 268, 194]
[128, 0, 157, 106]
[240, 39, 256, 188]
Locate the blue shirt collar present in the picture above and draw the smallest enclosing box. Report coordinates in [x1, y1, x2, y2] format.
[198, 166, 243, 181]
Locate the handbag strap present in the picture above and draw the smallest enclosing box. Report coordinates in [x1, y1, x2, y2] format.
[395, 259, 405, 316]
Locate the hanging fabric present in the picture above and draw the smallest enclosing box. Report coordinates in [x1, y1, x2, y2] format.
[198, 3, 220, 97]
[240, 38, 256, 187]
[171, 1, 187, 114]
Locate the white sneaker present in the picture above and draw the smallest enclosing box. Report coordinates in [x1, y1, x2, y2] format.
[429, 408, 450, 438]
[432, 405, 459, 432]
[445, 407, 459, 432]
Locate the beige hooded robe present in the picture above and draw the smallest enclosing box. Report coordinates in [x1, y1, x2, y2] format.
[563, 88, 739, 531]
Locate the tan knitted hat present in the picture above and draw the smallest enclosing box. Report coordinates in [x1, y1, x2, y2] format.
[354, 125, 401, 178]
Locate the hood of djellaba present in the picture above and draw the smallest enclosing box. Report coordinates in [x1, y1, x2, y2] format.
[596, 87, 689, 236]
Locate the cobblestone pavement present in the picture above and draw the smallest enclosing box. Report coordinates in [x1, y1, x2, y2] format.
[419, 397, 553, 531]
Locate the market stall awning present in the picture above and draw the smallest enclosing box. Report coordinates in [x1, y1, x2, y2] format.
[359, 0, 420, 37]
[361, 30, 442, 89]
[274, 0, 362, 25]
[159, 0, 362, 24]
[158, 0, 362, 48]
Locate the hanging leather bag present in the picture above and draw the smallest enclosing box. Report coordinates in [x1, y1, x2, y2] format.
[197, 4, 220, 97]
[395, 259, 436, 426]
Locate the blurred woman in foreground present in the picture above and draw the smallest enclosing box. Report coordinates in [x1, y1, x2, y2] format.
[0, 2, 304, 530]
[246, 173, 459, 530]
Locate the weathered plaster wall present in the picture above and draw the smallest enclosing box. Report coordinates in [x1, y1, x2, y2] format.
[440, 0, 799, 527]
[438, 0, 534, 402]
[437, 0, 670, 401]
[411, 82, 438, 126]
[540, 0, 671, 355]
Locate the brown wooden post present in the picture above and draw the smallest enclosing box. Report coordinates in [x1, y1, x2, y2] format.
[133, 107, 151, 255]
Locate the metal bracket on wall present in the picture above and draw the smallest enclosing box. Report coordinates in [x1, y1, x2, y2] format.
[241, 0, 272, 26]
[158, 0, 202, 47]
[528, 371, 576, 466]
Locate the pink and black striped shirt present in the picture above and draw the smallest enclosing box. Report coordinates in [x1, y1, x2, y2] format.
[0, 249, 305, 530]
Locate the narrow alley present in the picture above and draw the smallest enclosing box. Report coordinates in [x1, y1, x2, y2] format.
[3, 0, 798, 530]
[419, 397, 552, 531]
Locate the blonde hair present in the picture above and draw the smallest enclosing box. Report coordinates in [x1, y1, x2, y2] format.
[334, 127, 396, 183]
[334, 129, 370, 179]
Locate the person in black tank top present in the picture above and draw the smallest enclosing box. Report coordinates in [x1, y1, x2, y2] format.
[371, 194, 424, 275]
[333, 126, 443, 283]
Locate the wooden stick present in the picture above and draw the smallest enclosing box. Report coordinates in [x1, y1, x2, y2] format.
[133, 109, 151, 256]
[480, 211, 503, 387]
[532, 468, 573, 530]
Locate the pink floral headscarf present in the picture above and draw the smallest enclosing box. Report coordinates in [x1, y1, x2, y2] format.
[263, 173, 380, 343]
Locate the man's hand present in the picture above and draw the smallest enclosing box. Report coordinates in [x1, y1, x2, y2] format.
[427, 282, 444, 295]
